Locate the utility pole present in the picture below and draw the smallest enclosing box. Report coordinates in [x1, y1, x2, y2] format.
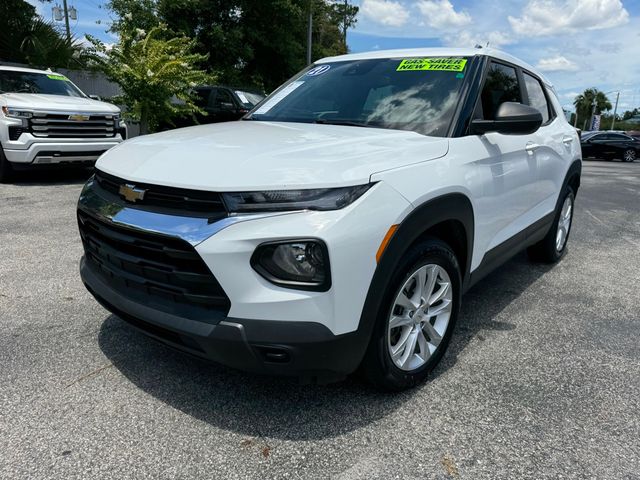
[62, 0, 71, 41]
[306, 0, 313, 65]
[611, 91, 620, 131]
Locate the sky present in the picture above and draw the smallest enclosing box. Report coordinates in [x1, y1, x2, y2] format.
[27, 0, 640, 113]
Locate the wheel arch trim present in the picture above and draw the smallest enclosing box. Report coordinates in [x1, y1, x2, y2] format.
[349, 193, 475, 367]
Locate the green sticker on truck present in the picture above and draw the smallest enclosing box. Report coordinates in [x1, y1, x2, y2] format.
[47, 74, 68, 81]
[396, 58, 467, 72]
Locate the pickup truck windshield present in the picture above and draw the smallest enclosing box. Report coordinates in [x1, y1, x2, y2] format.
[0, 71, 85, 97]
[248, 57, 470, 137]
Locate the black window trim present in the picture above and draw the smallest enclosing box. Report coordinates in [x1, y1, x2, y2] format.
[458, 55, 558, 136]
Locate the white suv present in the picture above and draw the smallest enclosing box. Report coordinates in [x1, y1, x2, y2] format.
[0, 66, 125, 182]
[77, 48, 581, 390]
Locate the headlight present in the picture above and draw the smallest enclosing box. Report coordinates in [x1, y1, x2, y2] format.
[222, 184, 372, 213]
[1, 107, 33, 119]
[251, 240, 330, 291]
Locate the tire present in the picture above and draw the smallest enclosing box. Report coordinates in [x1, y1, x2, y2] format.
[528, 186, 575, 263]
[361, 238, 461, 391]
[0, 147, 14, 183]
[623, 149, 636, 162]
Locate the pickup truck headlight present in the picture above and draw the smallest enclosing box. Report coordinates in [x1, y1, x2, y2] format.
[1, 107, 33, 119]
[251, 240, 330, 291]
[222, 184, 372, 213]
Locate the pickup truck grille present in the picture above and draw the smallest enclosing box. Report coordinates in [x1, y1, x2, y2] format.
[78, 210, 231, 321]
[93, 170, 228, 220]
[29, 112, 117, 138]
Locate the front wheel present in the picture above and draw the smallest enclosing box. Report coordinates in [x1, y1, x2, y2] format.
[528, 186, 575, 263]
[623, 149, 637, 162]
[361, 239, 461, 391]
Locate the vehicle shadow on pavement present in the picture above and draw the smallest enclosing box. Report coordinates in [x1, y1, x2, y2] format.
[97, 250, 553, 441]
[432, 251, 554, 381]
[5, 167, 93, 186]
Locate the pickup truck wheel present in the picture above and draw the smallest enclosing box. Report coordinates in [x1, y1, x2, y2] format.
[0, 148, 14, 183]
[528, 186, 575, 263]
[362, 239, 461, 391]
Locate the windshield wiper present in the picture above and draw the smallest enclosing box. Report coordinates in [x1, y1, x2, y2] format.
[314, 118, 374, 128]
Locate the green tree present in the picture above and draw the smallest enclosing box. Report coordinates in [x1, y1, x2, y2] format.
[88, 25, 214, 134]
[573, 88, 612, 130]
[104, 0, 358, 91]
[0, 0, 85, 68]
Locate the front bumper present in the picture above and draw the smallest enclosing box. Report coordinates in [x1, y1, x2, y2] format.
[3, 135, 123, 164]
[81, 256, 362, 381]
[77, 173, 412, 378]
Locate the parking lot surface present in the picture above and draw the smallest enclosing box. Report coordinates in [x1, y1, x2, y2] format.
[1, 161, 639, 479]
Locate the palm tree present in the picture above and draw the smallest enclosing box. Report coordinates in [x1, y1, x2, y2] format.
[0, 0, 85, 69]
[573, 88, 612, 130]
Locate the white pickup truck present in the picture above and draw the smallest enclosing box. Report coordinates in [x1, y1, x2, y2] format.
[0, 65, 126, 182]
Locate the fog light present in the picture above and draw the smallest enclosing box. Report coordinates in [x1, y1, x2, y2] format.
[251, 240, 331, 291]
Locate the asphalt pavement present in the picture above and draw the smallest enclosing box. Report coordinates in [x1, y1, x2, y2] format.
[1, 160, 639, 479]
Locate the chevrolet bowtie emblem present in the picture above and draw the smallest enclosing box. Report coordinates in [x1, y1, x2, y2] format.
[119, 184, 146, 203]
[68, 114, 90, 121]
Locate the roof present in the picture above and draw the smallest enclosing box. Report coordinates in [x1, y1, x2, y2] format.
[0, 65, 61, 75]
[316, 47, 552, 87]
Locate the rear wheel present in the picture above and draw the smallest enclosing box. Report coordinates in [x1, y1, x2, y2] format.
[528, 186, 574, 263]
[0, 148, 14, 183]
[361, 239, 461, 391]
[623, 149, 636, 162]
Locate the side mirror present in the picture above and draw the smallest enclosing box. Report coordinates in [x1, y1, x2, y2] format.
[88, 94, 102, 101]
[471, 102, 543, 135]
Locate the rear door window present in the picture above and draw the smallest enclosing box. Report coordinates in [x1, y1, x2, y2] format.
[523, 73, 550, 124]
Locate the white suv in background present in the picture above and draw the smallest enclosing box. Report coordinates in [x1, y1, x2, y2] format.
[0, 66, 125, 182]
[77, 48, 581, 390]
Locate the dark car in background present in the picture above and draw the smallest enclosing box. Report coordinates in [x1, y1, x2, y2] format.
[580, 131, 639, 162]
[160, 86, 265, 130]
[193, 86, 265, 123]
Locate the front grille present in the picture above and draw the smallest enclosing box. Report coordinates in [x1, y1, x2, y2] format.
[78, 210, 230, 321]
[94, 170, 227, 220]
[29, 112, 117, 138]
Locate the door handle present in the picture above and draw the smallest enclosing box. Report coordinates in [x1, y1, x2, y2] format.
[525, 142, 541, 153]
[562, 136, 573, 145]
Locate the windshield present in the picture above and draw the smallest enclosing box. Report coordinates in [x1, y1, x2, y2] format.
[235, 90, 264, 107]
[0, 71, 85, 97]
[248, 57, 470, 136]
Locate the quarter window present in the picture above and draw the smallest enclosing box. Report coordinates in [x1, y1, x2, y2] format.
[523, 73, 550, 124]
[478, 62, 522, 120]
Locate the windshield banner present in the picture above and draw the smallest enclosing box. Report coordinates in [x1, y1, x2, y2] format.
[396, 58, 467, 72]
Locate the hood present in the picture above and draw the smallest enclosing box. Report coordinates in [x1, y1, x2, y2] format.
[96, 121, 449, 191]
[0, 93, 120, 114]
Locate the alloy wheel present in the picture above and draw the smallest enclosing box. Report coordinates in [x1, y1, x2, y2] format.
[556, 195, 573, 252]
[623, 149, 636, 162]
[387, 264, 453, 371]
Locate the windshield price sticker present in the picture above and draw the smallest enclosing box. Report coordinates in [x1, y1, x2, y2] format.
[397, 58, 467, 72]
[47, 74, 68, 81]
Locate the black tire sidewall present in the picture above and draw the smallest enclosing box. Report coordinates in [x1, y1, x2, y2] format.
[0, 147, 14, 183]
[363, 239, 461, 390]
